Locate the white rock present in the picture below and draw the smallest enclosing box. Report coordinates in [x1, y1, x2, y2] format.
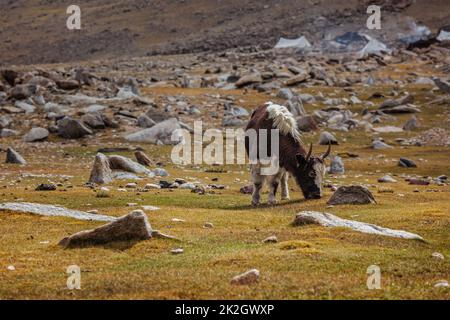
[231, 269, 260, 285]
[293, 211, 423, 240]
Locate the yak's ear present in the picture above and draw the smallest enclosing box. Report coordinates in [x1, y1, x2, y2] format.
[296, 153, 307, 167]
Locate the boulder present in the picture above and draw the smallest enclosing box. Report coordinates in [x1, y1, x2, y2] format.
[57, 117, 93, 139]
[285, 73, 310, 86]
[292, 211, 423, 240]
[134, 150, 153, 166]
[1, 69, 19, 86]
[1, 129, 19, 137]
[22, 127, 49, 142]
[59, 211, 153, 248]
[89, 153, 113, 184]
[5, 147, 26, 165]
[378, 175, 397, 183]
[327, 185, 376, 205]
[125, 118, 182, 145]
[372, 140, 393, 150]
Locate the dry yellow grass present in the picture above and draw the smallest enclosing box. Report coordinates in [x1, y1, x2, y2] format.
[0, 82, 449, 300]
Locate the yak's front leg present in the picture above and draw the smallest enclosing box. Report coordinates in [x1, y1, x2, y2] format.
[281, 171, 290, 200]
[251, 164, 265, 206]
[268, 170, 283, 205]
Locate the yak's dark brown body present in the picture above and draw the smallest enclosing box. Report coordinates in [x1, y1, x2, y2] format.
[245, 104, 330, 201]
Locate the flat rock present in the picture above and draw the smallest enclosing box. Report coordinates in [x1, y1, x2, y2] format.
[292, 211, 423, 240]
[59, 211, 152, 248]
[327, 185, 376, 205]
[329, 156, 345, 174]
[0, 202, 114, 222]
[5, 147, 27, 164]
[235, 74, 262, 88]
[372, 140, 393, 150]
[378, 175, 397, 183]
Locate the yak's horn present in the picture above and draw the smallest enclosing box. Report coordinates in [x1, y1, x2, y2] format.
[306, 143, 313, 161]
[321, 143, 331, 160]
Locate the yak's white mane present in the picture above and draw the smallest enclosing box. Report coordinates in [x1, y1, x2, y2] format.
[266, 102, 302, 143]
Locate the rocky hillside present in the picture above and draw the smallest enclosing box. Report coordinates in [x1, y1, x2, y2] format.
[1, 0, 450, 65]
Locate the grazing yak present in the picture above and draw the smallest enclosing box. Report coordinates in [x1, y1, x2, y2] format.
[245, 102, 331, 205]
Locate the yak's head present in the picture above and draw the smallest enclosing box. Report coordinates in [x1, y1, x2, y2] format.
[293, 143, 331, 200]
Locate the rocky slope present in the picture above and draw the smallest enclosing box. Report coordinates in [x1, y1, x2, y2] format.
[1, 0, 449, 65]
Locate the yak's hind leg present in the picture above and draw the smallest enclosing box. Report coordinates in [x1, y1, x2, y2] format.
[251, 164, 265, 206]
[281, 170, 290, 200]
[268, 169, 284, 205]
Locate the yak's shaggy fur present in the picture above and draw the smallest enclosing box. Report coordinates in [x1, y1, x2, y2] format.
[266, 102, 302, 143]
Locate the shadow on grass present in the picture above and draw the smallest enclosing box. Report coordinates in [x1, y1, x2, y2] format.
[222, 198, 307, 211]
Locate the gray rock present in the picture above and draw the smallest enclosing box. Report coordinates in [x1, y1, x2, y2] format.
[230, 269, 260, 285]
[327, 185, 376, 205]
[9, 84, 37, 100]
[81, 113, 106, 129]
[1, 129, 19, 137]
[235, 74, 262, 88]
[403, 116, 419, 131]
[57, 117, 93, 139]
[378, 175, 397, 183]
[89, 153, 113, 184]
[329, 156, 345, 174]
[0, 202, 114, 222]
[372, 140, 393, 150]
[134, 150, 153, 166]
[23, 127, 49, 142]
[56, 79, 80, 90]
[125, 118, 182, 145]
[108, 155, 153, 175]
[319, 131, 338, 145]
[277, 88, 294, 100]
[292, 211, 423, 240]
[398, 157, 417, 168]
[137, 114, 156, 128]
[5, 147, 26, 165]
[15, 101, 35, 113]
[59, 211, 152, 248]
[297, 115, 318, 132]
[432, 77, 450, 93]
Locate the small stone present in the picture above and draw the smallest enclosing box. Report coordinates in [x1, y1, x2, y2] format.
[372, 140, 393, 150]
[35, 183, 57, 191]
[431, 252, 445, 260]
[5, 147, 27, 165]
[327, 185, 376, 205]
[408, 178, 429, 186]
[7, 265, 15, 271]
[240, 185, 253, 194]
[329, 156, 345, 174]
[125, 183, 137, 189]
[398, 158, 417, 168]
[203, 222, 214, 228]
[263, 236, 278, 243]
[378, 175, 397, 183]
[319, 131, 338, 145]
[171, 248, 184, 255]
[434, 280, 449, 288]
[230, 269, 260, 285]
